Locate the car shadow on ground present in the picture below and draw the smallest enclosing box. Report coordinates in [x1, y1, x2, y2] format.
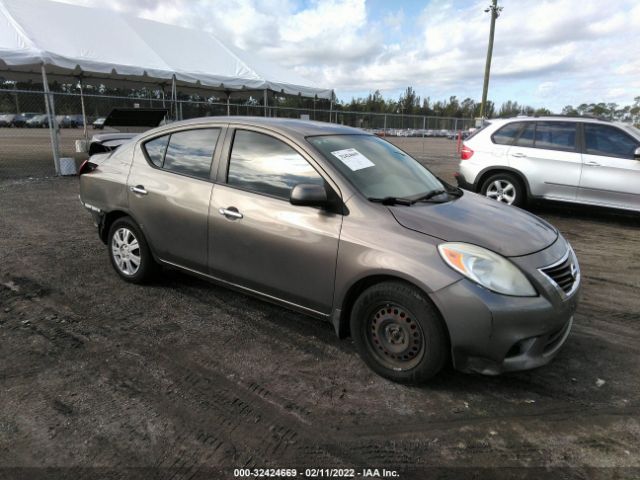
[153, 266, 349, 346]
[151, 266, 599, 403]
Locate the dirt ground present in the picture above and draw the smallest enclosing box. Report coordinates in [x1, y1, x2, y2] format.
[0, 134, 639, 479]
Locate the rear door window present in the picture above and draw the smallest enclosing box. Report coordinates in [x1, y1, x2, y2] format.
[143, 135, 169, 167]
[584, 124, 639, 159]
[163, 129, 220, 179]
[534, 122, 577, 151]
[515, 123, 535, 147]
[491, 122, 524, 145]
[143, 129, 220, 179]
[227, 130, 324, 199]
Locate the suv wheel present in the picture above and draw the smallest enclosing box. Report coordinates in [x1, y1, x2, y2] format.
[481, 172, 526, 207]
[350, 281, 448, 384]
[108, 217, 157, 283]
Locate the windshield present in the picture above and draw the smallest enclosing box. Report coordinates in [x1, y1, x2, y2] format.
[307, 134, 443, 199]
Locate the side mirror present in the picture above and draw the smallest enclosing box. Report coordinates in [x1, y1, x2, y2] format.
[635, 147, 640, 160]
[290, 183, 328, 207]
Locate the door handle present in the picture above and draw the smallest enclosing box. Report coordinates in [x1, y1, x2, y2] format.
[585, 161, 601, 167]
[218, 207, 243, 220]
[510, 152, 526, 158]
[130, 185, 148, 195]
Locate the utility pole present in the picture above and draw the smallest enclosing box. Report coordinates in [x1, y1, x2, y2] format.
[479, 0, 502, 119]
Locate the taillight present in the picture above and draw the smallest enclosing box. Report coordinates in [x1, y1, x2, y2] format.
[78, 160, 97, 175]
[460, 145, 474, 160]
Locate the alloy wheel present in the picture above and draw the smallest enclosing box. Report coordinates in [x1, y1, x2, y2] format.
[111, 227, 141, 276]
[486, 179, 516, 204]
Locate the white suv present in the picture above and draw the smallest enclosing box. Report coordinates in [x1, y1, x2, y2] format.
[455, 117, 640, 212]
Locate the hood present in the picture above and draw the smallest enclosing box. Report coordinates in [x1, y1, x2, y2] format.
[389, 192, 557, 257]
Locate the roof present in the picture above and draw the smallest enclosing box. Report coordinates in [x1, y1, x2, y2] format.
[150, 116, 367, 138]
[0, 0, 332, 99]
[489, 116, 612, 124]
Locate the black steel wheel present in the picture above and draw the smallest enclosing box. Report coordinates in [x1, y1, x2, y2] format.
[351, 281, 448, 384]
[366, 304, 426, 371]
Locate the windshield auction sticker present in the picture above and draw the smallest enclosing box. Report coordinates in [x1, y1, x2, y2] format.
[330, 148, 375, 171]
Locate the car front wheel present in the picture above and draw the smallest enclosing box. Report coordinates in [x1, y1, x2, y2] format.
[108, 217, 156, 283]
[350, 281, 448, 384]
[481, 172, 526, 207]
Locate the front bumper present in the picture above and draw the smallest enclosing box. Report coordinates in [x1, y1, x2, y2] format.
[430, 239, 580, 375]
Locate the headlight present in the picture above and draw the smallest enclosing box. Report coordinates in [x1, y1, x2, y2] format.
[438, 242, 536, 296]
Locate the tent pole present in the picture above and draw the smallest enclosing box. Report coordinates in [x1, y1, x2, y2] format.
[171, 75, 177, 120]
[41, 64, 61, 175]
[13, 83, 20, 114]
[329, 91, 334, 123]
[264, 89, 268, 117]
[78, 77, 88, 141]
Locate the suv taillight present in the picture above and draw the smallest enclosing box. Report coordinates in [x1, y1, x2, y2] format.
[460, 145, 474, 160]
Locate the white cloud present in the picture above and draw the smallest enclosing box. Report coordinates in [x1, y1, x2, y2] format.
[383, 8, 404, 31]
[55, 0, 640, 109]
[537, 82, 555, 97]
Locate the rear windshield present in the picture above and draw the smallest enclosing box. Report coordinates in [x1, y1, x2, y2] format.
[622, 124, 640, 139]
[307, 134, 442, 199]
[465, 121, 491, 141]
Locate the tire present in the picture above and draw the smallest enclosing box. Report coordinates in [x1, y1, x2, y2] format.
[107, 216, 157, 283]
[350, 281, 448, 384]
[480, 172, 526, 207]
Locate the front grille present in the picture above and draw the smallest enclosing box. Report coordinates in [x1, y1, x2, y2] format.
[540, 251, 579, 295]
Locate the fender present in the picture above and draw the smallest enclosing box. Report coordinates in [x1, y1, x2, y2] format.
[474, 166, 535, 198]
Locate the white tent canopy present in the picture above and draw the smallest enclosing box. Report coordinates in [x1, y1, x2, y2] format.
[0, 0, 333, 99]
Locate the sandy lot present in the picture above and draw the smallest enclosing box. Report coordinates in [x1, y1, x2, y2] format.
[0, 134, 639, 479]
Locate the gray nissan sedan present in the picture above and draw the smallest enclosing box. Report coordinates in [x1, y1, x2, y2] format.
[79, 117, 580, 384]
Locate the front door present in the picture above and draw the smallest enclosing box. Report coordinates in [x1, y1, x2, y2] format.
[127, 127, 222, 271]
[208, 128, 342, 315]
[578, 123, 640, 210]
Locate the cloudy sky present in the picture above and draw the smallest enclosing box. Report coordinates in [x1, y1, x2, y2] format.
[60, 0, 640, 111]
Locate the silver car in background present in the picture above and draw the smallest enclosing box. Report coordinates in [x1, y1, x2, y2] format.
[79, 117, 580, 384]
[455, 117, 640, 212]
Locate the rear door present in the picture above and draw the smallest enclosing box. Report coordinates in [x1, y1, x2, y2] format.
[477, 121, 522, 166]
[208, 128, 342, 315]
[578, 123, 640, 210]
[507, 121, 582, 200]
[128, 127, 223, 272]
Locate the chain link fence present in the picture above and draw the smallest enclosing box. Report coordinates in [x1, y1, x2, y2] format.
[0, 88, 473, 179]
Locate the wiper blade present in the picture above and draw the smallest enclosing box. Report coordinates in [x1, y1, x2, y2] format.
[436, 176, 464, 197]
[368, 196, 412, 206]
[408, 189, 447, 204]
[369, 186, 461, 206]
[444, 186, 463, 197]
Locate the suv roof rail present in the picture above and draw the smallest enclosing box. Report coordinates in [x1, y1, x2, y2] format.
[530, 114, 611, 122]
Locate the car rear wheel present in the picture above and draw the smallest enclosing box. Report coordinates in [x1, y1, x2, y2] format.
[108, 217, 157, 283]
[481, 173, 526, 207]
[350, 281, 448, 384]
